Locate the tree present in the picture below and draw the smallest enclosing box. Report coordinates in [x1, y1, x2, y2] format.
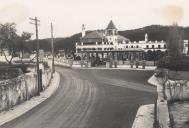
[0, 23, 18, 64]
[167, 23, 184, 58]
[0, 23, 32, 64]
[16, 32, 32, 54]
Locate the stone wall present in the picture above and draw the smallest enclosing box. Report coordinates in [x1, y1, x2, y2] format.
[0, 70, 52, 112]
[164, 80, 189, 101]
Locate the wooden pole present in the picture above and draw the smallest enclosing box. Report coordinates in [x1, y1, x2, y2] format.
[29, 17, 40, 96]
[51, 23, 55, 73]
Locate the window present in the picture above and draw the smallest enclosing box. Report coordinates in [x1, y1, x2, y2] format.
[77, 48, 81, 52]
[131, 45, 133, 48]
[126, 46, 128, 48]
[164, 45, 166, 49]
[152, 45, 154, 49]
[108, 30, 112, 35]
[158, 45, 161, 49]
[136, 45, 139, 48]
[146, 45, 149, 49]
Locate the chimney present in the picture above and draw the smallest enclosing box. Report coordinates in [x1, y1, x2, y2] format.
[82, 24, 86, 37]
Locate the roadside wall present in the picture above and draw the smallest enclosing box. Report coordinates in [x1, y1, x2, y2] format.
[54, 58, 73, 68]
[164, 80, 189, 101]
[0, 70, 52, 112]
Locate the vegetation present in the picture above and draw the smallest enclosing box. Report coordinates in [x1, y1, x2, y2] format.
[157, 24, 189, 71]
[26, 25, 189, 53]
[0, 23, 32, 64]
[157, 56, 189, 71]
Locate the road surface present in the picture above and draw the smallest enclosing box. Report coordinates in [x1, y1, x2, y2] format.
[1, 67, 157, 128]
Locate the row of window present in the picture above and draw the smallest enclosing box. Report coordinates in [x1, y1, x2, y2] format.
[121, 44, 167, 49]
[145, 44, 166, 49]
[77, 48, 114, 52]
[79, 42, 113, 45]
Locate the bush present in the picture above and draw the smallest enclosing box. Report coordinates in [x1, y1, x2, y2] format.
[0, 67, 23, 80]
[43, 62, 49, 69]
[157, 56, 189, 71]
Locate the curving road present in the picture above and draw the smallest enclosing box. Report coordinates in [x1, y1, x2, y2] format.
[1, 67, 157, 128]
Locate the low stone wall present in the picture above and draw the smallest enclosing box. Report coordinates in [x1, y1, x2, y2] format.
[164, 80, 189, 101]
[54, 58, 72, 68]
[0, 70, 52, 112]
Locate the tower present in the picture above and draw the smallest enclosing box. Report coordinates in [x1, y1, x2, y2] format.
[145, 33, 148, 42]
[82, 24, 86, 37]
[105, 20, 117, 36]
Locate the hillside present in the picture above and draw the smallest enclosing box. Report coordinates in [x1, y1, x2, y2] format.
[27, 25, 189, 53]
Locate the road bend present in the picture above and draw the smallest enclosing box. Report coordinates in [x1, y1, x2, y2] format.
[1, 67, 157, 128]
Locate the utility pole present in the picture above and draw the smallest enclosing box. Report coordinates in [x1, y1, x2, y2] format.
[51, 23, 55, 74]
[29, 17, 40, 96]
[188, 41, 189, 55]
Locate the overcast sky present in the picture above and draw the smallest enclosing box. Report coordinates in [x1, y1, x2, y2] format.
[0, 0, 189, 39]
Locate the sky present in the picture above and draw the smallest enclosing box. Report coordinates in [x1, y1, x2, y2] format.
[0, 0, 189, 39]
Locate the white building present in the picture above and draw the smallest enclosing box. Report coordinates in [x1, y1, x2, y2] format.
[76, 20, 130, 54]
[75, 20, 188, 60]
[76, 20, 167, 54]
[183, 40, 188, 54]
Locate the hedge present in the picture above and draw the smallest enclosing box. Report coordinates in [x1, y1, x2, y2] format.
[157, 56, 189, 71]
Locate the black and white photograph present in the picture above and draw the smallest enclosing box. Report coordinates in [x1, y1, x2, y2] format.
[0, 0, 189, 128]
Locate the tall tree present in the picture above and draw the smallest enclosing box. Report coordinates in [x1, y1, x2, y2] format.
[0, 23, 32, 64]
[167, 23, 184, 58]
[0, 23, 17, 64]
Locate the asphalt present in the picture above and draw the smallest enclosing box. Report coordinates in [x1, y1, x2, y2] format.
[0, 67, 157, 128]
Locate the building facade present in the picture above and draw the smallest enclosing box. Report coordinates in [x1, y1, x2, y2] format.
[75, 20, 188, 61]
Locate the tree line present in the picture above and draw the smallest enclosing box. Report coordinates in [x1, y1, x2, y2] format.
[28, 25, 189, 53]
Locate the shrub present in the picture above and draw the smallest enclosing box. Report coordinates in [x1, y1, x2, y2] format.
[157, 56, 189, 71]
[43, 62, 49, 69]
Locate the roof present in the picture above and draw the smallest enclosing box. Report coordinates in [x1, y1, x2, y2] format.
[82, 31, 103, 39]
[106, 20, 117, 30]
[80, 31, 103, 43]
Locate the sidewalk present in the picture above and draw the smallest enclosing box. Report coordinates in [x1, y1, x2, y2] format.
[132, 104, 154, 128]
[0, 72, 60, 126]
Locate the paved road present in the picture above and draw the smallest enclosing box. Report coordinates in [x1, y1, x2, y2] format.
[1, 67, 157, 128]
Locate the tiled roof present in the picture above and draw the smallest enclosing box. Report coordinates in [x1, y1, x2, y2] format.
[80, 31, 104, 43]
[106, 20, 117, 30]
[82, 31, 103, 39]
